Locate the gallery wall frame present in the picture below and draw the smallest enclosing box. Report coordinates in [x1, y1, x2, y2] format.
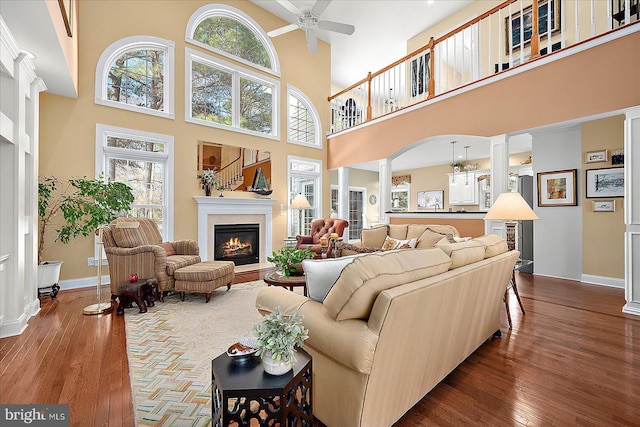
[537, 169, 577, 207]
[584, 149, 609, 164]
[410, 52, 430, 97]
[585, 167, 624, 198]
[417, 190, 444, 210]
[58, 0, 73, 37]
[592, 200, 615, 212]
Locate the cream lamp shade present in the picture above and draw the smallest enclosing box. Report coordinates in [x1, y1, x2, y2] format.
[291, 193, 311, 209]
[484, 192, 539, 221]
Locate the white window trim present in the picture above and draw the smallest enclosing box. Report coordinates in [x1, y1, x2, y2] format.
[287, 84, 322, 149]
[185, 3, 280, 77]
[95, 124, 175, 245]
[288, 156, 322, 236]
[185, 48, 280, 140]
[95, 36, 175, 119]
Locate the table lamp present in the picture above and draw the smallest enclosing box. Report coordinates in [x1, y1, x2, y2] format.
[291, 193, 310, 236]
[484, 192, 538, 251]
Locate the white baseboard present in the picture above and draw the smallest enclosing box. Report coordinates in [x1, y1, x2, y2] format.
[59, 275, 111, 291]
[622, 302, 640, 316]
[581, 274, 624, 289]
[0, 313, 29, 338]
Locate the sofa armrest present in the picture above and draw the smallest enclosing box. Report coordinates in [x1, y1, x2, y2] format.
[105, 245, 168, 293]
[172, 239, 199, 256]
[296, 235, 314, 245]
[256, 286, 378, 375]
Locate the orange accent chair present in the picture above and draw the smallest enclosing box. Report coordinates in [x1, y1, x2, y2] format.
[295, 218, 349, 259]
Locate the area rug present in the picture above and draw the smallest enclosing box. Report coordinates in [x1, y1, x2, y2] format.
[124, 280, 266, 426]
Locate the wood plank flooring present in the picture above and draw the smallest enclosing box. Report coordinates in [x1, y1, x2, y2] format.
[1, 270, 639, 426]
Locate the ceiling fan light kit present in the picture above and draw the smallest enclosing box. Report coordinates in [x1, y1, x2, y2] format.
[268, 0, 355, 54]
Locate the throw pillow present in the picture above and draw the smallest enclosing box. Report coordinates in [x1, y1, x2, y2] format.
[416, 228, 455, 248]
[159, 242, 176, 256]
[381, 236, 417, 251]
[336, 241, 379, 257]
[473, 234, 508, 258]
[303, 255, 362, 302]
[361, 225, 388, 249]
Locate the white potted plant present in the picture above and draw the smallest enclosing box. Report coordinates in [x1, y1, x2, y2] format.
[253, 307, 309, 375]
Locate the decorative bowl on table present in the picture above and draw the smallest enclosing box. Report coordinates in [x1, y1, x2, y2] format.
[227, 337, 258, 362]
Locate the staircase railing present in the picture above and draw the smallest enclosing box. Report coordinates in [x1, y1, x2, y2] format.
[213, 155, 243, 191]
[328, 0, 639, 134]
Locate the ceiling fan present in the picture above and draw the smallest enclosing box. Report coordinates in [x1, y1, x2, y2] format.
[267, 0, 355, 54]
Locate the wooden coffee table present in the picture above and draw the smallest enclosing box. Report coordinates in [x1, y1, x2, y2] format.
[263, 271, 307, 297]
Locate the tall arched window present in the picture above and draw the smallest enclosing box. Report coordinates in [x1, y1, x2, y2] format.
[287, 85, 322, 149]
[185, 4, 279, 76]
[95, 36, 174, 119]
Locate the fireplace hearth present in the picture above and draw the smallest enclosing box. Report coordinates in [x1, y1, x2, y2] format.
[214, 223, 259, 266]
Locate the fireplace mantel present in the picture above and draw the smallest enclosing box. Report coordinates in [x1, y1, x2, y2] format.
[194, 197, 277, 262]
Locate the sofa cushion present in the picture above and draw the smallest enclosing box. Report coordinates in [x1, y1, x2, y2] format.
[406, 224, 428, 240]
[416, 228, 455, 248]
[324, 248, 452, 321]
[303, 255, 363, 302]
[361, 225, 388, 249]
[388, 224, 408, 240]
[381, 236, 417, 251]
[165, 255, 201, 276]
[473, 234, 509, 258]
[436, 240, 486, 269]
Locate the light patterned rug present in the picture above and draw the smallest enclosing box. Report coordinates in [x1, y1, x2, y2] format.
[124, 280, 266, 426]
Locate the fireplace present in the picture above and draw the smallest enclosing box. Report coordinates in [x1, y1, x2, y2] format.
[214, 223, 259, 266]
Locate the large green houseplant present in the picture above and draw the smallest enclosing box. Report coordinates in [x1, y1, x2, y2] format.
[38, 175, 134, 264]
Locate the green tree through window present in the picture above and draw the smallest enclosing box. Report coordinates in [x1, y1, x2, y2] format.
[108, 49, 164, 111]
[193, 17, 271, 69]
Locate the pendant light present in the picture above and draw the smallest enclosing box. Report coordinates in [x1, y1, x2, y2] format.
[464, 145, 470, 188]
[450, 141, 457, 186]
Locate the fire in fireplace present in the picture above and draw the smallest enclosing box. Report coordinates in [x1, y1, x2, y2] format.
[214, 223, 259, 266]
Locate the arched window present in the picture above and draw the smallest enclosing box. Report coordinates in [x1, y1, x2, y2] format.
[95, 36, 174, 119]
[287, 85, 322, 148]
[186, 4, 279, 76]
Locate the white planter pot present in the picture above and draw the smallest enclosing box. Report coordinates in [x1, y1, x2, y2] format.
[261, 351, 293, 376]
[38, 261, 63, 288]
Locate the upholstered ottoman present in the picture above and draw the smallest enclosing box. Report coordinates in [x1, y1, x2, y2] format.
[174, 261, 235, 302]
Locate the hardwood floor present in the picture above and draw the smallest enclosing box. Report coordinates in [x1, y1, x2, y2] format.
[1, 271, 639, 426]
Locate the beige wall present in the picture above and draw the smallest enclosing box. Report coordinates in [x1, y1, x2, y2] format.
[45, 0, 79, 95]
[39, 0, 331, 281]
[582, 116, 625, 279]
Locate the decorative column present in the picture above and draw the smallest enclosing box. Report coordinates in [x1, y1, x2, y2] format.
[486, 134, 510, 236]
[337, 167, 350, 242]
[378, 159, 392, 224]
[623, 107, 640, 316]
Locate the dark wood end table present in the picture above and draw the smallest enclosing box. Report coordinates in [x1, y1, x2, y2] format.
[263, 272, 307, 297]
[211, 348, 313, 426]
[116, 278, 158, 315]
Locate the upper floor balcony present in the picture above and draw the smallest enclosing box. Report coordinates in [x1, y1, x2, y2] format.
[328, 0, 639, 137]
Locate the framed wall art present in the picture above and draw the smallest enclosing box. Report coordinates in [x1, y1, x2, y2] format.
[537, 169, 577, 207]
[58, 0, 73, 37]
[410, 52, 430, 97]
[585, 167, 624, 198]
[592, 200, 615, 212]
[417, 190, 444, 210]
[584, 149, 609, 164]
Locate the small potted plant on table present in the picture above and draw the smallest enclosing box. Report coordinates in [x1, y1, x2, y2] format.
[253, 307, 309, 375]
[267, 247, 314, 277]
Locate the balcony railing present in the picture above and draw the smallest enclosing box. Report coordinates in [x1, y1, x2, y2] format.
[328, 0, 639, 134]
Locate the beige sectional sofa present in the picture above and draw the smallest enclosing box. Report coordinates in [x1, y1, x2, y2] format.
[256, 234, 518, 427]
[337, 223, 460, 256]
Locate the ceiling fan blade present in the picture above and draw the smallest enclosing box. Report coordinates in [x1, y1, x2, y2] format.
[267, 23, 299, 37]
[306, 29, 318, 54]
[276, 0, 302, 16]
[317, 20, 355, 35]
[311, 0, 332, 17]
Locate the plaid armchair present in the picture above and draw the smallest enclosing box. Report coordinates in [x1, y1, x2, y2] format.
[295, 218, 349, 258]
[102, 218, 200, 298]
